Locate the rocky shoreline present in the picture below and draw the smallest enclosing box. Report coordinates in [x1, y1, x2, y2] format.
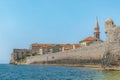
[11, 62, 120, 71]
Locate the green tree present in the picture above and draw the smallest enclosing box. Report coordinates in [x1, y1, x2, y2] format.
[22, 54, 27, 59]
[32, 52, 40, 56]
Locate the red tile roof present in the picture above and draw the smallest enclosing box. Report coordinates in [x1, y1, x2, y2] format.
[31, 44, 80, 48]
[31, 44, 55, 48]
[80, 36, 96, 42]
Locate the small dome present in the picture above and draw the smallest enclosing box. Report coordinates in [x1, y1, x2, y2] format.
[105, 18, 114, 23]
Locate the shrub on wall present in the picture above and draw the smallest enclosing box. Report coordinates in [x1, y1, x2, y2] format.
[32, 52, 40, 56]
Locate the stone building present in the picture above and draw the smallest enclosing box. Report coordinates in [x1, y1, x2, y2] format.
[79, 18, 103, 47]
[52, 45, 62, 53]
[60, 44, 80, 52]
[31, 44, 80, 54]
[13, 49, 32, 60]
[79, 36, 96, 47]
[31, 44, 55, 55]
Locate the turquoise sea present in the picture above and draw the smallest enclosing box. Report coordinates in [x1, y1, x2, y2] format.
[0, 64, 120, 80]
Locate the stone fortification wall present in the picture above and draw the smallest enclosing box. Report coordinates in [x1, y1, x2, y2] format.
[106, 26, 120, 44]
[102, 19, 120, 67]
[102, 26, 120, 67]
[26, 42, 105, 65]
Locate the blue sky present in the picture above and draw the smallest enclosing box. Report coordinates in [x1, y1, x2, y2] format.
[0, 0, 120, 63]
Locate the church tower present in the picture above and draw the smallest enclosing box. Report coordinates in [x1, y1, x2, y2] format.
[94, 18, 100, 40]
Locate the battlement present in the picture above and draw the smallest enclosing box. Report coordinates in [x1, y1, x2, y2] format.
[105, 18, 120, 44]
[105, 18, 116, 34]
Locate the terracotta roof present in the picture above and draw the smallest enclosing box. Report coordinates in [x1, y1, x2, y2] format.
[31, 44, 56, 48]
[31, 44, 80, 48]
[80, 36, 96, 42]
[59, 44, 72, 47]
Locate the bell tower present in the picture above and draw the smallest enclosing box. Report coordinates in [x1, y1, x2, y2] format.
[94, 17, 100, 40]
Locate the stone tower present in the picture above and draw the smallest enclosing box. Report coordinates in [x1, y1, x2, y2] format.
[105, 18, 115, 34]
[94, 18, 100, 40]
[105, 18, 116, 43]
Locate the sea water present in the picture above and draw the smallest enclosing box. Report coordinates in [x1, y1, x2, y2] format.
[0, 64, 120, 80]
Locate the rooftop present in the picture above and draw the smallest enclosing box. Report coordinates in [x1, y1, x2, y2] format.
[31, 44, 80, 48]
[80, 36, 97, 42]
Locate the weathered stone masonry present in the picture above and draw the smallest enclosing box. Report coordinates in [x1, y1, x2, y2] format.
[102, 18, 120, 67]
[26, 43, 105, 65]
